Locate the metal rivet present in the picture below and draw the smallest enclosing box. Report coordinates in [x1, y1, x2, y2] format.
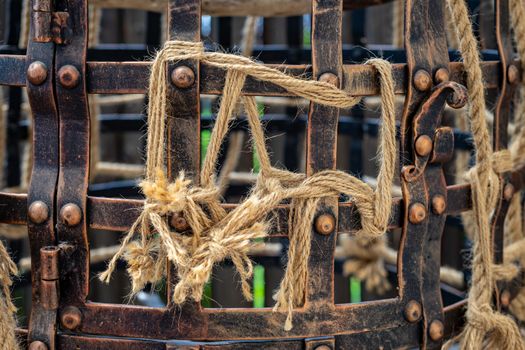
[27, 61, 48, 86]
[414, 69, 432, 91]
[508, 64, 520, 84]
[432, 195, 446, 215]
[29, 341, 48, 350]
[315, 213, 336, 235]
[60, 305, 82, 330]
[319, 72, 338, 86]
[434, 68, 449, 84]
[409, 203, 427, 224]
[429, 319, 444, 341]
[171, 66, 195, 88]
[28, 200, 49, 224]
[314, 346, 332, 350]
[500, 289, 511, 308]
[404, 300, 422, 323]
[415, 135, 433, 157]
[170, 213, 190, 232]
[504, 183, 515, 201]
[58, 65, 80, 89]
[59, 203, 82, 227]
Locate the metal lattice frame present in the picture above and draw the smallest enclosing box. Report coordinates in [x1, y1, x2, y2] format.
[0, 0, 523, 349]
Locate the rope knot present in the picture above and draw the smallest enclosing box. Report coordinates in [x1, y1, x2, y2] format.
[101, 39, 398, 334]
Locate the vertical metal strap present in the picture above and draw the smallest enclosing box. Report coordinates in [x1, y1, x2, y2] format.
[305, 0, 342, 306]
[26, 0, 60, 346]
[492, 0, 517, 306]
[400, 0, 449, 348]
[165, 0, 205, 335]
[54, 0, 90, 312]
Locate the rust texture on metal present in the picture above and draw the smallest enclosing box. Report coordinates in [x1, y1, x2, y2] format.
[28, 200, 49, 224]
[0, 0, 522, 349]
[27, 61, 48, 86]
[171, 65, 196, 88]
[434, 68, 449, 84]
[59, 306, 83, 331]
[314, 213, 336, 235]
[25, 0, 61, 345]
[404, 300, 423, 323]
[170, 213, 191, 232]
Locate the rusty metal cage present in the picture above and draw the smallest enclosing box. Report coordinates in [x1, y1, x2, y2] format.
[1, 0, 524, 349]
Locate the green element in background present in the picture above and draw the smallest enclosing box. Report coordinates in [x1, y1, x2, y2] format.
[201, 280, 213, 308]
[350, 277, 362, 303]
[201, 129, 211, 164]
[252, 102, 265, 173]
[253, 265, 265, 308]
[303, 15, 311, 46]
[252, 149, 260, 173]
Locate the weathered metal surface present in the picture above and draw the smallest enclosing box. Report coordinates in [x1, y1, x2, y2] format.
[0, 0, 523, 348]
[491, 0, 517, 311]
[25, 0, 60, 345]
[54, 0, 90, 313]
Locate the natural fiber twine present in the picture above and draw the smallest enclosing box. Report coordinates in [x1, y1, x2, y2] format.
[100, 40, 397, 330]
[0, 240, 19, 350]
[443, 0, 525, 348]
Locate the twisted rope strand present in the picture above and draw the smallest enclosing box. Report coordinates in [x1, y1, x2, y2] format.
[0, 240, 19, 350]
[101, 41, 397, 327]
[445, 0, 525, 348]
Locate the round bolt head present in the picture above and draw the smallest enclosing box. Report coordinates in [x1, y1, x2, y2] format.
[431, 195, 446, 215]
[60, 203, 82, 227]
[60, 305, 82, 330]
[415, 135, 433, 157]
[315, 213, 336, 235]
[170, 213, 190, 232]
[58, 65, 80, 89]
[27, 61, 48, 86]
[314, 345, 332, 350]
[414, 69, 432, 91]
[504, 183, 515, 201]
[28, 200, 49, 224]
[500, 289, 511, 308]
[319, 72, 338, 86]
[171, 66, 195, 88]
[434, 68, 450, 84]
[409, 203, 427, 224]
[404, 300, 422, 323]
[429, 319, 444, 341]
[508, 64, 520, 84]
[29, 341, 48, 350]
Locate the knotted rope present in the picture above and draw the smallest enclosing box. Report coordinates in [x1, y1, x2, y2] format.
[100, 41, 396, 330]
[444, 0, 525, 348]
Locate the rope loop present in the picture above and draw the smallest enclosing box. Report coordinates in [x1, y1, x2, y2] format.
[100, 40, 398, 330]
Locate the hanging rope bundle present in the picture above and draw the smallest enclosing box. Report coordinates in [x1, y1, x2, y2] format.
[100, 40, 397, 330]
[444, 0, 525, 348]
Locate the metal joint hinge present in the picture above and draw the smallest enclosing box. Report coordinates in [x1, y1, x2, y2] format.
[32, 0, 70, 44]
